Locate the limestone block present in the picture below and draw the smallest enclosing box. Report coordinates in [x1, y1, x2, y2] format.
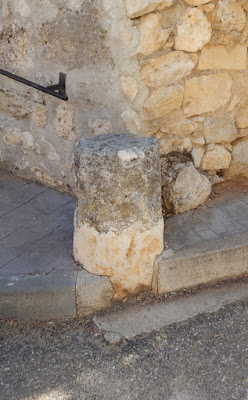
[33, 104, 47, 128]
[126, 0, 173, 19]
[55, 106, 75, 141]
[0, 88, 31, 119]
[235, 107, 248, 129]
[226, 95, 240, 112]
[76, 270, 113, 316]
[159, 134, 192, 155]
[137, 13, 170, 56]
[88, 119, 113, 136]
[0, 23, 34, 74]
[238, 129, 248, 138]
[165, 119, 198, 136]
[191, 129, 205, 147]
[121, 109, 141, 135]
[161, 161, 211, 214]
[191, 147, 205, 168]
[175, 8, 212, 52]
[184, 0, 211, 4]
[121, 76, 138, 102]
[225, 137, 248, 179]
[183, 73, 233, 117]
[198, 45, 247, 71]
[201, 3, 215, 13]
[140, 51, 195, 90]
[73, 134, 164, 298]
[3, 129, 34, 149]
[144, 84, 184, 120]
[200, 145, 231, 170]
[209, 0, 246, 33]
[203, 116, 238, 144]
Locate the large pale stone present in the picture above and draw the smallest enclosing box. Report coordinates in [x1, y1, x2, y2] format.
[137, 13, 170, 56]
[198, 45, 247, 71]
[203, 116, 238, 144]
[73, 134, 164, 298]
[121, 76, 138, 102]
[33, 104, 47, 128]
[175, 8, 212, 52]
[165, 119, 198, 136]
[161, 160, 211, 214]
[183, 73, 233, 117]
[140, 51, 195, 90]
[209, 0, 246, 33]
[121, 109, 141, 135]
[126, 0, 173, 19]
[191, 147, 205, 168]
[55, 106, 75, 141]
[225, 137, 248, 179]
[3, 129, 34, 149]
[235, 107, 248, 129]
[0, 88, 31, 118]
[184, 0, 211, 4]
[200, 145, 231, 170]
[144, 84, 184, 120]
[159, 134, 192, 155]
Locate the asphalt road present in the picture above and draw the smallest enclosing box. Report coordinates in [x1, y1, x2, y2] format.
[1, 297, 248, 400]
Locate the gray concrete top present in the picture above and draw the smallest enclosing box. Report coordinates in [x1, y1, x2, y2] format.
[76, 134, 158, 154]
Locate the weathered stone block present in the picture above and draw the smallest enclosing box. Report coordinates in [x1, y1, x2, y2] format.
[144, 84, 184, 120]
[175, 7, 212, 52]
[225, 137, 248, 179]
[76, 270, 113, 316]
[209, 0, 246, 33]
[201, 145, 231, 171]
[74, 134, 164, 298]
[183, 73, 233, 117]
[198, 45, 247, 71]
[137, 13, 170, 56]
[161, 160, 211, 214]
[141, 51, 195, 90]
[126, 0, 173, 19]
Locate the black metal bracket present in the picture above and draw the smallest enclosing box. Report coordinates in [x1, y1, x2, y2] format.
[0, 69, 68, 101]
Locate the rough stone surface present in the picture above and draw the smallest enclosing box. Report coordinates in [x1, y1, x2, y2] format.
[161, 160, 211, 214]
[183, 73, 233, 117]
[209, 0, 246, 33]
[55, 106, 75, 141]
[73, 134, 164, 298]
[165, 119, 198, 136]
[175, 7, 212, 52]
[184, 0, 212, 4]
[225, 137, 248, 179]
[126, 0, 173, 18]
[158, 133, 192, 155]
[140, 51, 195, 89]
[144, 84, 184, 120]
[191, 147, 205, 168]
[121, 109, 141, 135]
[203, 116, 238, 144]
[235, 107, 248, 129]
[137, 13, 170, 56]
[76, 270, 113, 316]
[198, 45, 247, 71]
[201, 145, 231, 171]
[121, 76, 138, 102]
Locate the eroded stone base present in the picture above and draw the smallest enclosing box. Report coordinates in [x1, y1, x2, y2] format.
[73, 216, 164, 299]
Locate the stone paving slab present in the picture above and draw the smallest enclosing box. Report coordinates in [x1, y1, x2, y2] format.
[165, 191, 248, 251]
[0, 171, 76, 277]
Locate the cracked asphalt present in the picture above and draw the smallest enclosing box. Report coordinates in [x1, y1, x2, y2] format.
[1, 296, 248, 400]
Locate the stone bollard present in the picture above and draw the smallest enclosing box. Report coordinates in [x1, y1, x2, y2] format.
[73, 134, 164, 298]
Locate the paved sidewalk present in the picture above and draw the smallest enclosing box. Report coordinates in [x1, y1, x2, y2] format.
[165, 185, 248, 251]
[0, 170, 76, 277]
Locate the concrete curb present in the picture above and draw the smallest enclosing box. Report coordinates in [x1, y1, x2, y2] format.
[156, 231, 248, 294]
[0, 269, 113, 321]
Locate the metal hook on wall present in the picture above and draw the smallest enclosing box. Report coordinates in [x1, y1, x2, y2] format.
[0, 69, 68, 101]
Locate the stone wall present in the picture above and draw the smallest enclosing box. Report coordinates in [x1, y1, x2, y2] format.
[1, 0, 248, 198]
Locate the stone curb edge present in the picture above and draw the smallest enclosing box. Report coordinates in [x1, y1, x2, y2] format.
[0, 269, 114, 321]
[156, 231, 248, 294]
